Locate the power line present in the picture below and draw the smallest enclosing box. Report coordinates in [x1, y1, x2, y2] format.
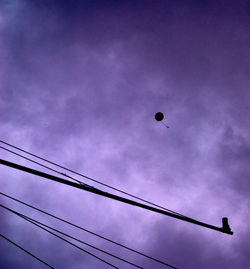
[1, 204, 142, 269]
[0, 234, 55, 269]
[0, 159, 233, 235]
[0, 139, 186, 217]
[0, 146, 88, 186]
[0, 191, 177, 268]
[1, 205, 120, 269]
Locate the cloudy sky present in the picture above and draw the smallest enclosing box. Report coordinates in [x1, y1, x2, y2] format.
[0, 0, 250, 268]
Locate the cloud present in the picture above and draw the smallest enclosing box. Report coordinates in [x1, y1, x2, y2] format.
[0, 1, 250, 268]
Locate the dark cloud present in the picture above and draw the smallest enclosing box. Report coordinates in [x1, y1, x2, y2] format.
[215, 126, 250, 196]
[143, 218, 250, 269]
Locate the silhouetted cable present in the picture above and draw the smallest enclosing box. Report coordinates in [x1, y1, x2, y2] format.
[0, 234, 55, 269]
[0, 146, 87, 186]
[1, 204, 142, 269]
[0, 191, 178, 268]
[0, 140, 186, 217]
[1, 205, 120, 269]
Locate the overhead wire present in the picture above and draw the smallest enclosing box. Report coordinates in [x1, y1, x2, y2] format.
[0, 139, 187, 218]
[0, 234, 55, 269]
[0, 146, 88, 186]
[1, 204, 120, 269]
[1, 204, 143, 269]
[0, 191, 178, 269]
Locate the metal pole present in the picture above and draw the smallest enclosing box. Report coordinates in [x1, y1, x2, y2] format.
[0, 158, 233, 235]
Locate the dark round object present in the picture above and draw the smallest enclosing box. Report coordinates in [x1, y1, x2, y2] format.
[155, 112, 164, 121]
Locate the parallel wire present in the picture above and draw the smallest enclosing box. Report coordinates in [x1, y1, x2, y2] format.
[0, 191, 178, 269]
[0, 146, 86, 185]
[1, 204, 142, 269]
[0, 140, 186, 218]
[4, 206, 142, 269]
[1, 205, 120, 269]
[0, 234, 55, 269]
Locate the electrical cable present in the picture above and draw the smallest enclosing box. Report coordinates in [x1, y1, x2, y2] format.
[0, 191, 178, 268]
[0, 204, 143, 269]
[0, 146, 89, 186]
[0, 233, 55, 269]
[1, 205, 120, 269]
[0, 140, 187, 218]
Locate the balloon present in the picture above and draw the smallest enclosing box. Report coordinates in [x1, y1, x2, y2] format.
[155, 112, 164, 121]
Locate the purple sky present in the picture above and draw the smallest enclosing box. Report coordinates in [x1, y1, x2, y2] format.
[1, 0, 250, 268]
